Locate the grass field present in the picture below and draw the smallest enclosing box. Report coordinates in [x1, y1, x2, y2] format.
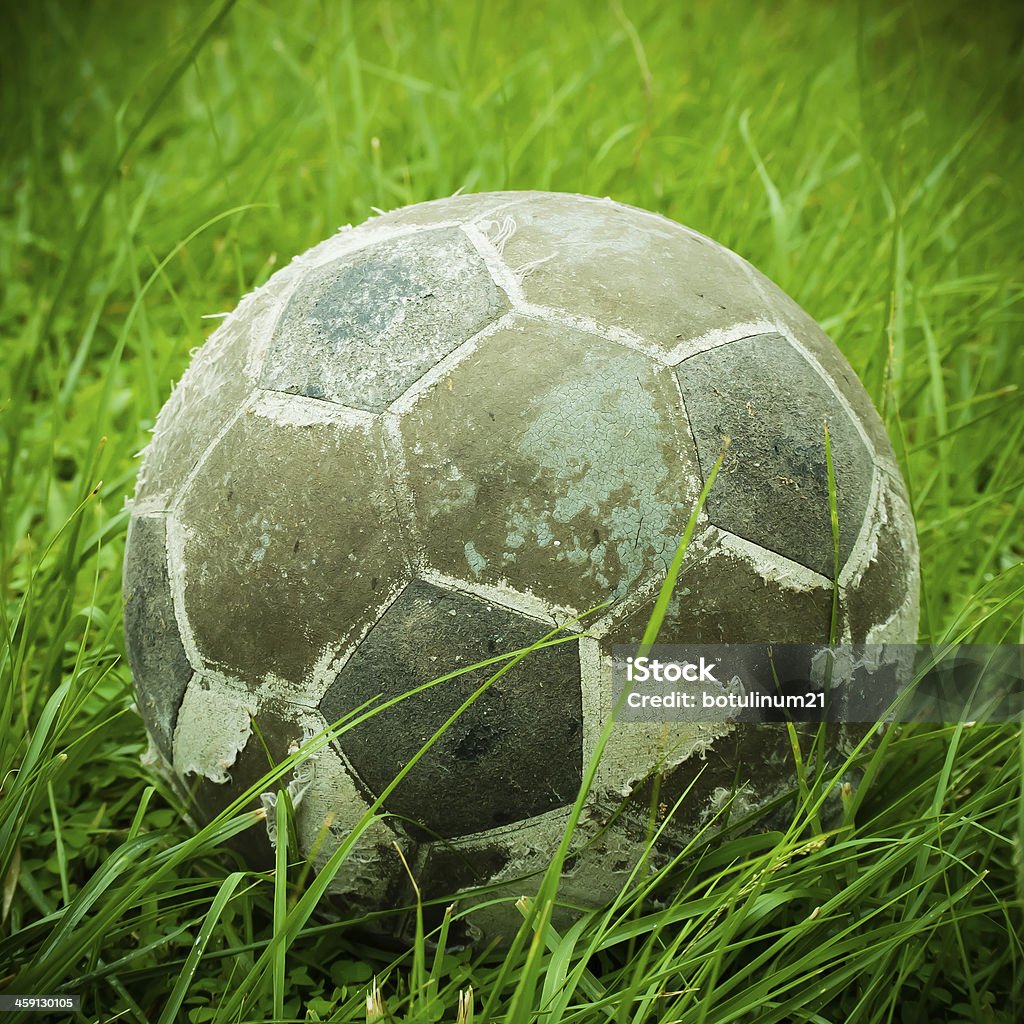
[2, 0, 1023, 1021]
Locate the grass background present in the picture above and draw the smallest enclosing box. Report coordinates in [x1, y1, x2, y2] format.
[1, 0, 1022, 1021]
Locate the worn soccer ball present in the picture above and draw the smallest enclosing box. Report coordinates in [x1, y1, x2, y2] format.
[123, 191, 919, 946]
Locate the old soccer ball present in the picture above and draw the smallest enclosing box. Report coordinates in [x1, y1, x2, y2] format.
[123, 191, 919, 946]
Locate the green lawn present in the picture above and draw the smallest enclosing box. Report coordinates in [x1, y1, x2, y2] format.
[1, 1, 1022, 1021]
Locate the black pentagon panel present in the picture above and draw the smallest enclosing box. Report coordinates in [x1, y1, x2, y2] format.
[604, 537, 834, 645]
[676, 333, 875, 578]
[416, 842, 511, 898]
[621, 722, 846, 840]
[413, 842, 512, 937]
[261, 228, 510, 412]
[844, 485, 918, 642]
[123, 514, 193, 761]
[743, 261, 901, 477]
[320, 580, 583, 839]
[174, 396, 408, 689]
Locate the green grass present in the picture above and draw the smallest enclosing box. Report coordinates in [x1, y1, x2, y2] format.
[1, 0, 1022, 1020]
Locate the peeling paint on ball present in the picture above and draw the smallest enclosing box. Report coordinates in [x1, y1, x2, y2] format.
[122, 191, 920, 949]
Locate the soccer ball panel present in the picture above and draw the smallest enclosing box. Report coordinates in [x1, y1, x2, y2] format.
[398, 313, 703, 613]
[134, 316, 257, 512]
[603, 530, 836, 645]
[841, 480, 920, 642]
[676, 332, 875, 578]
[319, 579, 583, 840]
[171, 675, 274, 787]
[490, 194, 768, 352]
[172, 392, 409, 690]
[741, 260, 901, 476]
[413, 804, 654, 947]
[133, 259, 303, 513]
[122, 513, 194, 762]
[260, 227, 510, 412]
[412, 809, 570, 944]
[625, 723, 814, 841]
